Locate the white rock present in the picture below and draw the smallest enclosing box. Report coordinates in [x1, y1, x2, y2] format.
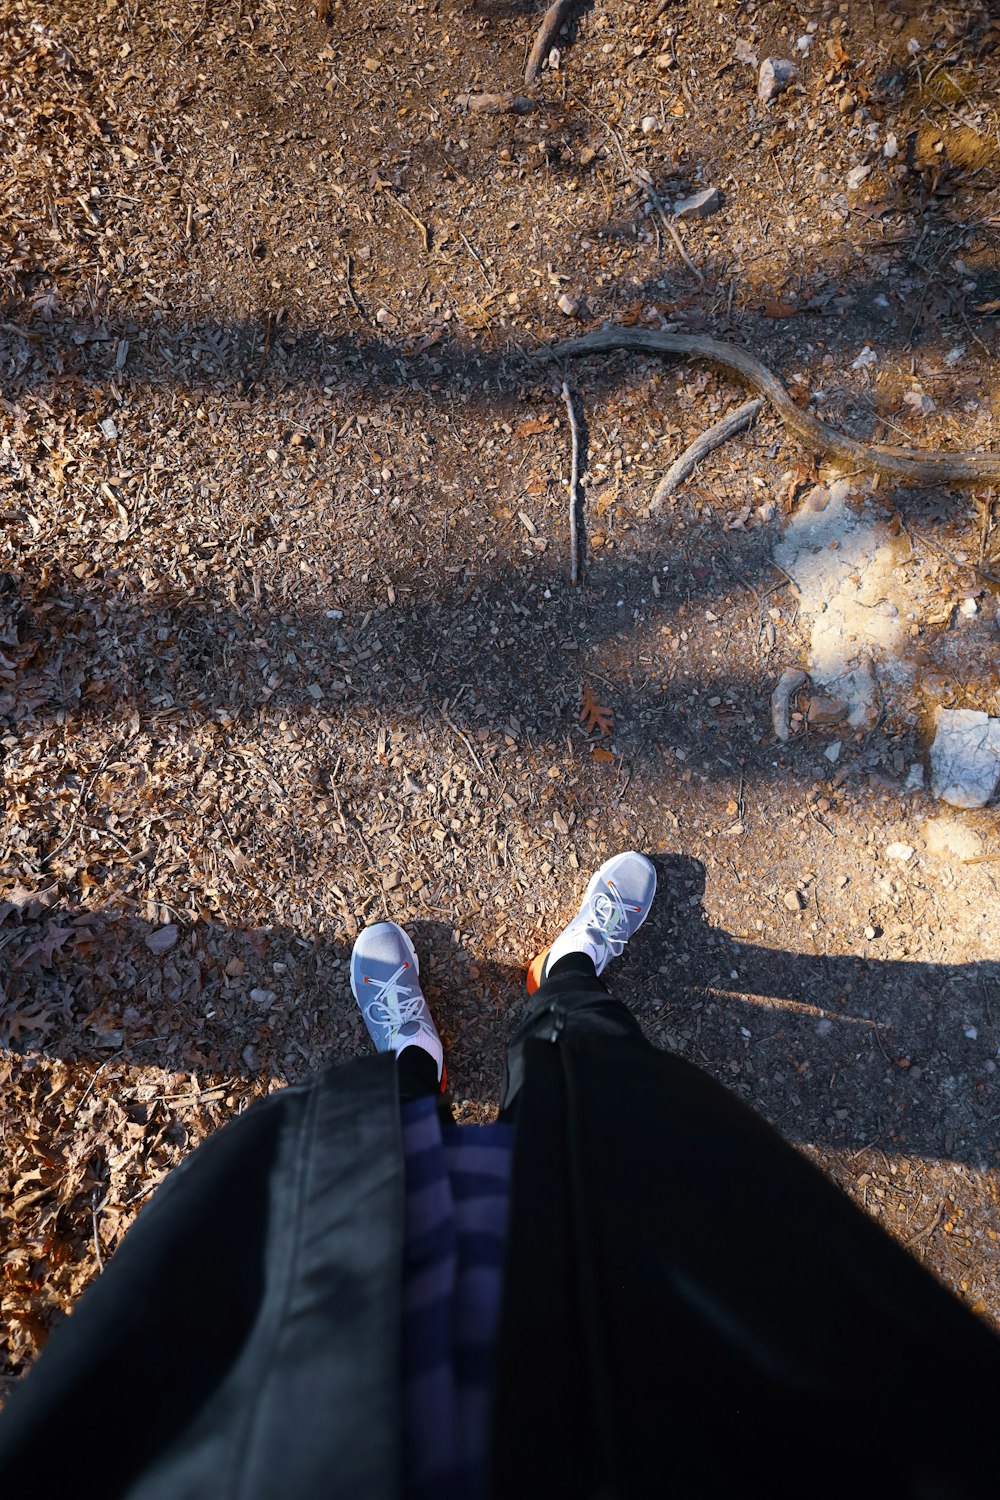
[929, 707, 1000, 808]
[824, 740, 842, 762]
[944, 345, 965, 367]
[673, 187, 722, 219]
[99, 417, 119, 442]
[758, 57, 797, 105]
[640, 115, 657, 134]
[923, 815, 983, 862]
[884, 132, 899, 158]
[846, 163, 872, 191]
[885, 842, 914, 862]
[959, 597, 978, 617]
[557, 293, 580, 317]
[145, 923, 179, 955]
[851, 345, 877, 370]
[904, 763, 925, 793]
[771, 667, 807, 742]
[795, 34, 812, 54]
[375, 306, 394, 325]
[903, 390, 936, 415]
[965, 1025, 978, 1040]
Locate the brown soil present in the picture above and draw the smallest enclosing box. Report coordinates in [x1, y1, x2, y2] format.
[2, 0, 1000, 1386]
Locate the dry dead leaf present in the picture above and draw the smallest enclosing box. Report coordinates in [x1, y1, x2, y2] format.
[762, 299, 798, 319]
[514, 417, 554, 439]
[591, 745, 615, 763]
[580, 682, 613, 737]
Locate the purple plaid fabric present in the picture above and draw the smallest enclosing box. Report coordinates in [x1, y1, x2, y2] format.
[399, 1099, 513, 1500]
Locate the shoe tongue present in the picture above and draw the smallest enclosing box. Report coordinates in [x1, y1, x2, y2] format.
[398, 1019, 421, 1037]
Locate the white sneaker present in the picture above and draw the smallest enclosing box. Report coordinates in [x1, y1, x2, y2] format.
[350, 921, 444, 1081]
[527, 852, 657, 994]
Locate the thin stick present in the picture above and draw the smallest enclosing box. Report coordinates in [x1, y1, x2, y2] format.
[538, 326, 1000, 485]
[44, 745, 114, 868]
[376, 181, 430, 253]
[582, 105, 703, 283]
[92, 1194, 105, 1273]
[654, 398, 763, 504]
[562, 381, 581, 584]
[525, 0, 575, 84]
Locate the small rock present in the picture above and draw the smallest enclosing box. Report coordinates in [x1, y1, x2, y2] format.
[145, 923, 179, 955]
[579, 145, 597, 166]
[909, 1065, 922, 1081]
[783, 889, 805, 912]
[959, 597, 978, 618]
[903, 390, 936, 415]
[846, 163, 872, 191]
[375, 306, 394, 326]
[864, 926, 877, 940]
[816, 1018, 833, 1036]
[964, 1026, 978, 1040]
[557, 292, 580, 317]
[884, 132, 899, 158]
[852, 345, 877, 370]
[824, 740, 842, 763]
[453, 91, 535, 115]
[929, 707, 1000, 808]
[673, 187, 722, 219]
[885, 842, 914, 862]
[903, 763, 925, 793]
[922, 815, 984, 862]
[640, 115, 657, 134]
[758, 57, 797, 105]
[771, 667, 808, 742]
[807, 694, 848, 727]
[250, 988, 278, 1009]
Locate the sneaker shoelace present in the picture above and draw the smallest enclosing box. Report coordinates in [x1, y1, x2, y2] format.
[363, 961, 434, 1046]
[585, 879, 642, 959]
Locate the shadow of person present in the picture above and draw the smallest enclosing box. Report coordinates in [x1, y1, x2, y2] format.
[625, 854, 1000, 1169]
[1, 870, 997, 1166]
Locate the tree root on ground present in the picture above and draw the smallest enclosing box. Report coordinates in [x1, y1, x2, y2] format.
[537, 326, 1000, 486]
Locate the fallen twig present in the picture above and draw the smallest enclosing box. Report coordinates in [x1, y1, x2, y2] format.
[654, 397, 763, 504]
[562, 381, 582, 584]
[525, 0, 575, 84]
[454, 91, 535, 115]
[582, 106, 703, 283]
[537, 326, 1000, 485]
[375, 181, 430, 253]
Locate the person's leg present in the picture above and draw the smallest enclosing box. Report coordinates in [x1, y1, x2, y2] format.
[350, 920, 453, 1117]
[501, 852, 657, 1116]
[394, 1037, 442, 1102]
[0, 1057, 407, 1500]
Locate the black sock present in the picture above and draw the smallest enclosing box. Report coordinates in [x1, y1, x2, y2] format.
[395, 1043, 440, 1102]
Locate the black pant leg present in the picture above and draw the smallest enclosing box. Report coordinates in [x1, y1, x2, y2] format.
[0, 1057, 406, 1500]
[499, 951, 646, 1117]
[494, 965, 1000, 1498]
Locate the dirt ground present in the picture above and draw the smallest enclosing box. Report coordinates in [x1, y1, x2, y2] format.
[2, 0, 1000, 1386]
